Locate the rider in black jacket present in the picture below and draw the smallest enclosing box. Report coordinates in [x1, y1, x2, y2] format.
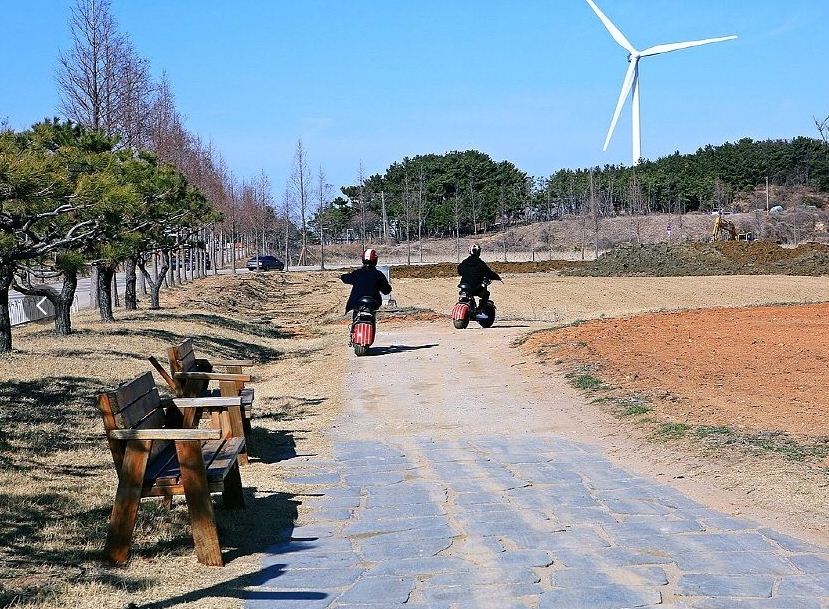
[341, 249, 392, 316]
[457, 244, 500, 306]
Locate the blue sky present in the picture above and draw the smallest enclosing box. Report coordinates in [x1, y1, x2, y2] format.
[1, 1, 826, 193]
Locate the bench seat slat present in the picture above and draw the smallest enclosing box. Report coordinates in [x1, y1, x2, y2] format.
[142, 438, 245, 487]
[205, 438, 245, 481]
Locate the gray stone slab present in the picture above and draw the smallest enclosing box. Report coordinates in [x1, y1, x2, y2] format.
[358, 537, 453, 561]
[363, 556, 472, 577]
[676, 574, 774, 598]
[673, 551, 796, 575]
[551, 565, 668, 587]
[334, 576, 415, 605]
[344, 515, 445, 536]
[583, 547, 675, 568]
[539, 584, 661, 609]
[696, 515, 758, 531]
[602, 519, 705, 540]
[687, 598, 822, 609]
[777, 575, 829, 596]
[357, 523, 455, 546]
[345, 471, 406, 486]
[759, 528, 824, 553]
[421, 583, 541, 605]
[506, 527, 611, 551]
[253, 566, 364, 589]
[244, 590, 331, 609]
[628, 532, 779, 555]
[428, 567, 541, 586]
[789, 553, 829, 573]
[359, 503, 447, 520]
[484, 549, 555, 568]
[453, 491, 505, 506]
[261, 550, 360, 569]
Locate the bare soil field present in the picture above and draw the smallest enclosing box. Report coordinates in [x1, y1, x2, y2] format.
[523, 303, 829, 437]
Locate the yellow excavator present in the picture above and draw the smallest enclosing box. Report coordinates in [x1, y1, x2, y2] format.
[712, 215, 753, 242]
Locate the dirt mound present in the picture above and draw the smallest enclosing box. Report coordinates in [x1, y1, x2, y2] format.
[569, 241, 829, 277]
[390, 260, 584, 279]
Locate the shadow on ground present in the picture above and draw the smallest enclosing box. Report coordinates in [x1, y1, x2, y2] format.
[134, 490, 325, 609]
[367, 343, 438, 356]
[0, 376, 105, 456]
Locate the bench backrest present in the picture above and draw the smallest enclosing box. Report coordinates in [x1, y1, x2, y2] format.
[167, 339, 210, 397]
[98, 372, 169, 469]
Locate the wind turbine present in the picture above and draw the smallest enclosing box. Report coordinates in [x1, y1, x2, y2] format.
[586, 0, 737, 165]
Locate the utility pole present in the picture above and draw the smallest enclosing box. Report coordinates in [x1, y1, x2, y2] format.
[766, 176, 770, 212]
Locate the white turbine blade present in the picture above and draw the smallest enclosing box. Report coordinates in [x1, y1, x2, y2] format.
[603, 59, 638, 151]
[640, 35, 737, 57]
[585, 0, 637, 54]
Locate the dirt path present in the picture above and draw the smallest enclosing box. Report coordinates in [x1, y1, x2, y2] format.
[249, 321, 829, 608]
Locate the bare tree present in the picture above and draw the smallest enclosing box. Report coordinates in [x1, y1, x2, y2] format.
[357, 162, 367, 251]
[282, 184, 292, 269]
[590, 169, 600, 259]
[627, 174, 645, 245]
[417, 166, 426, 262]
[403, 173, 413, 265]
[815, 115, 829, 143]
[58, 0, 125, 132]
[290, 140, 311, 265]
[316, 166, 331, 269]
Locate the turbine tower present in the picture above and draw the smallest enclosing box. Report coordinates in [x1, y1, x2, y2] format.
[586, 0, 737, 165]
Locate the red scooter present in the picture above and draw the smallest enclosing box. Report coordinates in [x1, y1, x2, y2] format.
[350, 296, 377, 356]
[451, 278, 496, 329]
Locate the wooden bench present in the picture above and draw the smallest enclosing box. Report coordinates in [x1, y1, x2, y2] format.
[98, 372, 247, 566]
[149, 338, 254, 465]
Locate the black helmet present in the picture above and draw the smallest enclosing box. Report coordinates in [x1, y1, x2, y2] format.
[469, 243, 481, 257]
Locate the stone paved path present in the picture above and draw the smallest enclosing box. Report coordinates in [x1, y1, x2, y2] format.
[246, 325, 829, 608]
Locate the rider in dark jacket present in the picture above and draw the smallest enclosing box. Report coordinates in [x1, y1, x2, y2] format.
[341, 249, 392, 316]
[457, 244, 500, 306]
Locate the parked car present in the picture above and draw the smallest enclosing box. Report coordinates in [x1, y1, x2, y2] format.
[246, 255, 284, 272]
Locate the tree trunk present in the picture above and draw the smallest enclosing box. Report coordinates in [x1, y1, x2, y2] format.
[0, 266, 13, 353]
[96, 262, 116, 322]
[125, 257, 138, 310]
[54, 269, 78, 336]
[138, 250, 169, 310]
[112, 270, 120, 308]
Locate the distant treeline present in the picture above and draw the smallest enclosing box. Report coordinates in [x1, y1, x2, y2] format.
[325, 137, 829, 240]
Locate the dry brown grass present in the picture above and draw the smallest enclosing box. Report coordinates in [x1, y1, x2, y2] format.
[0, 272, 350, 609]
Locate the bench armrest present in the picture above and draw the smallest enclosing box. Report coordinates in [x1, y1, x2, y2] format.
[212, 359, 255, 368]
[164, 397, 243, 409]
[109, 428, 222, 441]
[174, 371, 252, 382]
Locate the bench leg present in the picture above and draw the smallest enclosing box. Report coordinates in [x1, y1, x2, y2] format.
[105, 440, 150, 564]
[175, 440, 223, 567]
[226, 405, 248, 466]
[222, 462, 246, 509]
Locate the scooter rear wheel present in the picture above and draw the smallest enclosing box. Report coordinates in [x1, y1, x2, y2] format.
[453, 318, 469, 329]
[354, 344, 369, 356]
